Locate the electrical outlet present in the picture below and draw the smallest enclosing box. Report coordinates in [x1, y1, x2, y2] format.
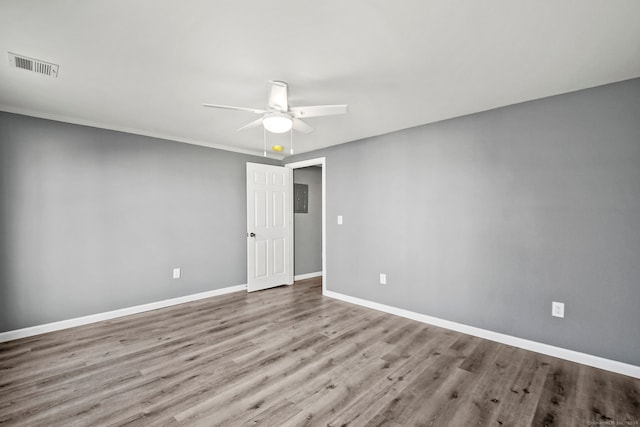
[337, 215, 343, 225]
[173, 268, 181, 279]
[552, 301, 565, 318]
[380, 273, 387, 285]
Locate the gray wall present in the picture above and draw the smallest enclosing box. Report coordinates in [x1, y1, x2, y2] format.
[293, 167, 322, 276]
[0, 112, 277, 332]
[285, 78, 640, 366]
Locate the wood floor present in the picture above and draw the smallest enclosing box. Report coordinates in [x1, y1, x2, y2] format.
[1, 278, 638, 426]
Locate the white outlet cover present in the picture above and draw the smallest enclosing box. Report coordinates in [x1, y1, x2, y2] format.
[173, 268, 181, 279]
[380, 273, 387, 285]
[337, 215, 343, 225]
[552, 301, 565, 318]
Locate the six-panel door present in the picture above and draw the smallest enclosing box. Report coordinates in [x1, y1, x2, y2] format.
[246, 162, 292, 292]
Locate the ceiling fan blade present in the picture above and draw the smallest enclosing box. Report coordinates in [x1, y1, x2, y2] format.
[289, 104, 348, 118]
[203, 103, 265, 114]
[267, 81, 288, 112]
[292, 118, 313, 134]
[237, 117, 264, 131]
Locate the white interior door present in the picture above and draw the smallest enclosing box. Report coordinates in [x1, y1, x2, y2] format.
[246, 162, 293, 292]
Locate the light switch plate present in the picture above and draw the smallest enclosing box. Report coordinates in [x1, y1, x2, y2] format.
[552, 301, 564, 318]
[173, 268, 181, 279]
[337, 215, 343, 225]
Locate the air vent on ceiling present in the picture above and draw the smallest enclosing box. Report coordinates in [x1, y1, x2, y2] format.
[8, 52, 59, 78]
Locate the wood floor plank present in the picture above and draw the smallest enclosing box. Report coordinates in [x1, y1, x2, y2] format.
[363, 351, 462, 425]
[0, 277, 638, 426]
[445, 344, 526, 426]
[179, 318, 401, 426]
[242, 398, 302, 426]
[531, 358, 582, 426]
[326, 331, 452, 427]
[278, 339, 401, 427]
[487, 352, 552, 426]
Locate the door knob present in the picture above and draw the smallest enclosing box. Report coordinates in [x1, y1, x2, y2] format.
[248, 232, 256, 237]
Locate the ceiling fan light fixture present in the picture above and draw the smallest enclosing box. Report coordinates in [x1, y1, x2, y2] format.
[203, 80, 347, 137]
[263, 113, 292, 133]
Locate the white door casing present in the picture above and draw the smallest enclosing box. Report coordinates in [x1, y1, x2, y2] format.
[246, 162, 293, 292]
[284, 157, 327, 295]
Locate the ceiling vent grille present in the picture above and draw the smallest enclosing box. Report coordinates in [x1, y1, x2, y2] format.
[8, 52, 59, 77]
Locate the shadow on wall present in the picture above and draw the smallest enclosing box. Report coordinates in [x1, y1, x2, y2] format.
[0, 232, 8, 329]
[0, 138, 9, 328]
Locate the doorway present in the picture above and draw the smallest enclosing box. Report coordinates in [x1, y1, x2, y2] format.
[285, 158, 326, 294]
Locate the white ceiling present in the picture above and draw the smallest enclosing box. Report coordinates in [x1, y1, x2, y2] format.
[1, 1, 639, 158]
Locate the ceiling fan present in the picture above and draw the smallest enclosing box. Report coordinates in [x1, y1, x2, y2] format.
[203, 80, 348, 134]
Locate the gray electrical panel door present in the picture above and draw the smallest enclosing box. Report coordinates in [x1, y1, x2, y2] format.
[294, 183, 308, 213]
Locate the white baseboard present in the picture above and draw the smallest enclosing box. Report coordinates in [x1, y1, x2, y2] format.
[0, 284, 247, 343]
[324, 290, 640, 379]
[294, 271, 323, 281]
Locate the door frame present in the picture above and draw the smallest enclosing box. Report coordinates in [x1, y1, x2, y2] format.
[284, 157, 327, 295]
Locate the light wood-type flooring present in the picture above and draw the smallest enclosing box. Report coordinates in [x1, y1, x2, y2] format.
[1, 277, 638, 426]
